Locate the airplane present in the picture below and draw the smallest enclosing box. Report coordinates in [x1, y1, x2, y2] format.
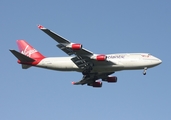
[10, 25, 162, 88]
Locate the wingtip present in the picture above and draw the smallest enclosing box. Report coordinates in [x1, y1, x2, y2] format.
[38, 25, 45, 29]
[71, 82, 75, 85]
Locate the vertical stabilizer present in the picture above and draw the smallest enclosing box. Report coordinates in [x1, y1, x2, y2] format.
[17, 40, 45, 59]
[9, 40, 46, 68]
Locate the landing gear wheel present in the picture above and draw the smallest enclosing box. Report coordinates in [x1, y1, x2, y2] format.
[143, 67, 147, 75]
[143, 72, 146, 75]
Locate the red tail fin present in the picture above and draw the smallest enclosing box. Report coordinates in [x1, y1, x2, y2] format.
[17, 40, 45, 59]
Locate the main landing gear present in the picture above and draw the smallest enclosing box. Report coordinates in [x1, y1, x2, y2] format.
[143, 67, 147, 75]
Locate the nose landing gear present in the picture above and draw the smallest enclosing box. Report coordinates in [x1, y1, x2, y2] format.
[143, 67, 147, 75]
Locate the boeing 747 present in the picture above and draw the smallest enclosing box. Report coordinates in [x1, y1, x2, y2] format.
[10, 25, 162, 87]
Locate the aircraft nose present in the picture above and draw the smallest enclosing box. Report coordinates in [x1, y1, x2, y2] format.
[157, 58, 162, 64]
[154, 57, 162, 65]
[151, 56, 162, 66]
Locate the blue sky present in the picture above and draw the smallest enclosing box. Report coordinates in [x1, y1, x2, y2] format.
[1, 0, 171, 120]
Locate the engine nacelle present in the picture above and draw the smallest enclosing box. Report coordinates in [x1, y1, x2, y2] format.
[91, 55, 107, 61]
[102, 76, 117, 83]
[88, 81, 102, 87]
[67, 43, 82, 50]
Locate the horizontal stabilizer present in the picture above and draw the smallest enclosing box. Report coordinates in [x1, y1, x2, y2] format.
[9, 50, 35, 62]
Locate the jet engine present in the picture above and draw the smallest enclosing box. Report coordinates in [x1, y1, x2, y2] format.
[88, 81, 102, 87]
[66, 43, 82, 50]
[102, 76, 117, 83]
[91, 55, 107, 61]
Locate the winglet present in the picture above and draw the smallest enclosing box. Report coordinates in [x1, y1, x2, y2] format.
[38, 25, 45, 29]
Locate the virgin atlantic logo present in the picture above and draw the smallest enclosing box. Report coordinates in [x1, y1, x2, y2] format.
[21, 45, 37, 57]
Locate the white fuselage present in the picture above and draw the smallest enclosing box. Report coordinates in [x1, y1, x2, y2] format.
[35, 53, 162, 73]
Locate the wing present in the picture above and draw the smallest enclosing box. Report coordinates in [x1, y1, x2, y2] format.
[38, 25, 93, 56]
